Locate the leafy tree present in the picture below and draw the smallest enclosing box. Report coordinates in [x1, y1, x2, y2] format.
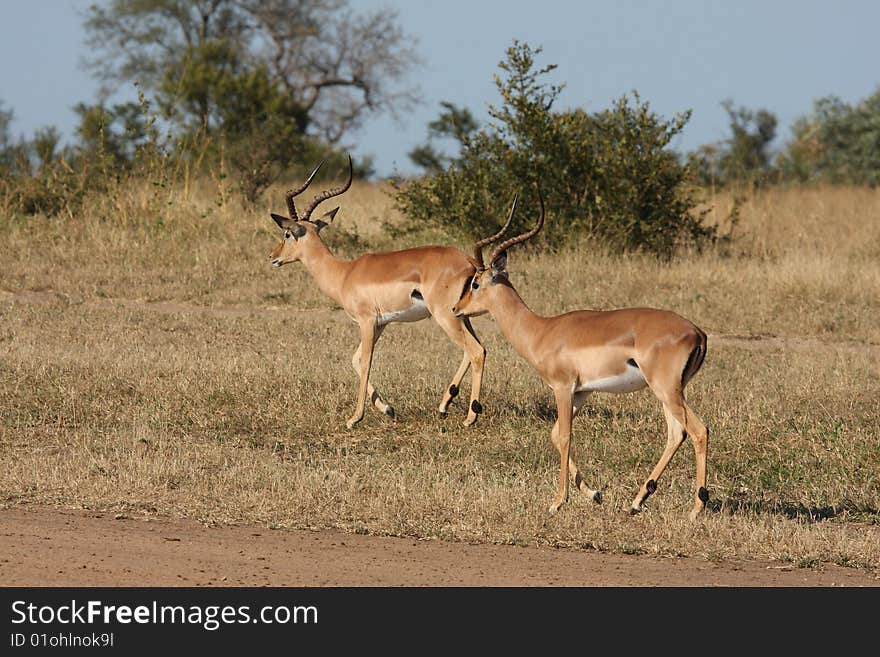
[213, 62, 312, 202]
[156, 38, 244, 133]
[778, 89, 880, 186]
[2, 102, 66, 175]
[716, 100, 777, 185]
[82, 0, 419, 144]
[31, 127, 61, 169]
[408, 102, 478, 173]
[73, 101, 151, 166]
[0, 101, 21, 171]
[394, 41, 713, 257]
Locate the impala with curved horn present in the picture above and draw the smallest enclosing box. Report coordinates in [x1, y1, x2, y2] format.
[269, 155, 517, 429]
[452, 190, 710, 520]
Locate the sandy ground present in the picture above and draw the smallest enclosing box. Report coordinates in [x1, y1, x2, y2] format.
[1, 506, 877, 587]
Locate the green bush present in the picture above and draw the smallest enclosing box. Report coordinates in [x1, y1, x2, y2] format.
[393, 41, 715, 258]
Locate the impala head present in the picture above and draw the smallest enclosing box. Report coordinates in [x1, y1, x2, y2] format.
[453, 188, 545, 318]
[269, 155, 353, 267]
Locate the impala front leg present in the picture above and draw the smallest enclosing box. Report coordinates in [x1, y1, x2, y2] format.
[460, 321, 486, 427]
[351, 325, 394, 418]
[434, 314, 486, 426]
[548, 386, 574, 515]
[551, 391, 602, 503]
[347, 321, 378, 429]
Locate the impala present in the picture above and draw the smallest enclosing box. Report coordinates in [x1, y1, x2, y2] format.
[269, 156, 516, 429]
[452, 192, 710, 520]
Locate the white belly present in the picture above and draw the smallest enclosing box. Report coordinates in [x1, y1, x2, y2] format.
[575, 364, 647, 394]
[378, 297, 431, 325]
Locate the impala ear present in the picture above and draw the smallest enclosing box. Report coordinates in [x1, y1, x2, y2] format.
[272, 214, 306, 238]
[314, 206, 340, 233]
[489, 251, 509, 284]
[491, 251, 508, 275]
[271, 213, 292, 229]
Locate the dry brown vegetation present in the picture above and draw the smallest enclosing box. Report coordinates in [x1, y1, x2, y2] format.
[1, 181, 878, 574]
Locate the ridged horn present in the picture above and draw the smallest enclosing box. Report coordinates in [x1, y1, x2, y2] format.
[284, 159, 324, 220]
[486, 187, 545, 266]
[301, 155, 353, 221]
[473, 193, 518, 268]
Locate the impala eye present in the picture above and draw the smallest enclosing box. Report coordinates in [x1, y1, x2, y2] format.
[284, 231, 292, 239]
[471, 280, 480, 290]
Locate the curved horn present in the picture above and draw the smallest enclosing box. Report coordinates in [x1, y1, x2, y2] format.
[285, 159, 324, 220]
[487, 187, 545, 266]
[473, 193, 517, 268]
[301, 155, 354, 221]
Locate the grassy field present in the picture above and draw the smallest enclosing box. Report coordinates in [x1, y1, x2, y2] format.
[1, 180, 878, 572]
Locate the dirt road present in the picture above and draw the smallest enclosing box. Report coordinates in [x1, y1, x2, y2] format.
[1, 506, 876, 587]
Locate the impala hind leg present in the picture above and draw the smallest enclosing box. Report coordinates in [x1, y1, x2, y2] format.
[631, 392, 709, 520]
[550, 391, 601, 504]
[347, 321, 381, 429]
[350, 325, 394, 418]
[434, 314, 486, 427]
[679, 400, 709, 520]
[630, 405, 686, 515]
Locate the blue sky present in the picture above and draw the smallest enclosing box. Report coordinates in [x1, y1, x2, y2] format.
[2, 1, 879, 177]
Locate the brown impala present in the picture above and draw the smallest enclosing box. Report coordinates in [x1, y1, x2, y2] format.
[452, 192, 710, 520]
[269, 156, 517, 429]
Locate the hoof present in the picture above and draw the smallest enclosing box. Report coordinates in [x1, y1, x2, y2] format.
[438, 410, 448, 418]
[592, 491, 602, 504]
[345, 417, 361, 429]
[698, 487, 709, 504]
[629, 506, 641, 516]
[548, 499, 566, 515]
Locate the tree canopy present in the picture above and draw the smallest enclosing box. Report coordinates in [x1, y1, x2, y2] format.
[83, 0, 420, 143]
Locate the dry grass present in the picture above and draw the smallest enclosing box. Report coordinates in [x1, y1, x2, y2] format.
[1, 180, 878, 573]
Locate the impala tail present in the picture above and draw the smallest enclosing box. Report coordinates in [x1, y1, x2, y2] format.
[682, 329, 708, 388]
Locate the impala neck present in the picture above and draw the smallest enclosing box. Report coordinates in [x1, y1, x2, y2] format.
[488, 282, 547, 370]
[299, 236, 350, 303]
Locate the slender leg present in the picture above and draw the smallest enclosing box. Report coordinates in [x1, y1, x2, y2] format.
[634, 386, 709, 520]
[681, 402, 710, 520]
[437, 353, 470, 415]
[630, 405, 687, 514]
[637, 339, 709, 519]
[550, 391, 601, 502]
[433, 314, 486, 427]
[346, 321, 378, 429]
[350, 325, 393, 417]
[548, 386, 574, 514]
[666, 396, 709, 520]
